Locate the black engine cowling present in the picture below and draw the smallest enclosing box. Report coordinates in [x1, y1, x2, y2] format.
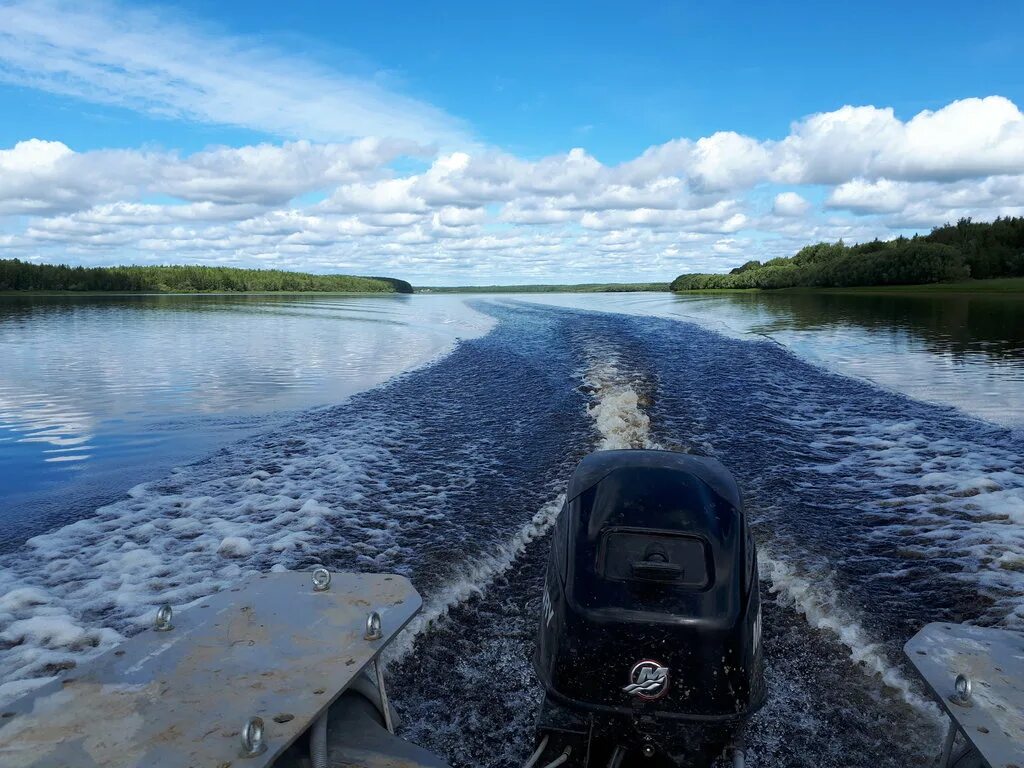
[533, 450, 765, 766]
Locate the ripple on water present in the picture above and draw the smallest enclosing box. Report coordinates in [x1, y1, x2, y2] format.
[0, 301, 1018, 768]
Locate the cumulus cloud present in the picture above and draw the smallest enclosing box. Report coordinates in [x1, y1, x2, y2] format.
[827, 179, 909, 214]
[434, 206, 487, 228]
[2, 95, 1024, 282]
[0, 139, 417, 216]
[498, 200, 576, 225]
[579, 201, 747, 233]
[323, 178, 426, 215]
[828, 174, 1024, 228]
[776, 97, 1024, 184]
[690, 133, 774, 192]
[0, 140, 145, 215]
[772, 192, 811, 217]
[618, 97, 1024, 191]
[159, 140, 425, 205]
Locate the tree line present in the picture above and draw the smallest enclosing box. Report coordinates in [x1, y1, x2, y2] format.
[671, 216, 1024, 291]
[0, 261, 413, 294]
[419, 282, 669, 293]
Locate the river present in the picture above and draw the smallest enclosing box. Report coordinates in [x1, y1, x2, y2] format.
[0, 291, 1022, 766]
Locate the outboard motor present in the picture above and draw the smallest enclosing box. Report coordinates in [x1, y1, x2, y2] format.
[533, 450, 764, 767]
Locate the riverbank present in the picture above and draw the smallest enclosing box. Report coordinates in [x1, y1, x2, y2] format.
[671, 217, 1024, 292]
[673, 276, 1024, 296]
[0, 290, 415, 297]
[417, 282, 668, 293]
[0, 260, 414, 294]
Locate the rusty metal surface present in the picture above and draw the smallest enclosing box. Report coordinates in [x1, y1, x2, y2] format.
[0, 572, 421, 768]
[905, 622, 1024, 768]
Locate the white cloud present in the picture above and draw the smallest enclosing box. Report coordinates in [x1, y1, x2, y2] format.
[0, 139, 415, 215]
[827, 173, 1024, 223]
[827, 179, 909, 214]
[620, 97, 1024, 192]
[2, 93, 1024, 283]
[777, 97, 1024, 184]
[324, 179, 426, 214]
[0, 138, 72, 172]
[0, 140, 145, 214]
[883, 97, 1024, 180]
[434, 206, 486, 228]
[160, 140, 423, 205]
[690, 132, 774, 192]
[773, 105, 904, 184]
[497, 200, 576, 225]
[712, 238, 744, 255]
[579, 202, 747, 233]
[772, 192, 811, 217]
[0, 0, 469, 146]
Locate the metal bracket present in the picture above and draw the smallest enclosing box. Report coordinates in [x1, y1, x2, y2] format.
[905, 622, 1024, 768]
[0, 571, 421, 768]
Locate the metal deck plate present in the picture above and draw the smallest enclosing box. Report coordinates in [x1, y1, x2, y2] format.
[0, 571, 421, 768]
[905, 622, 1024, 768]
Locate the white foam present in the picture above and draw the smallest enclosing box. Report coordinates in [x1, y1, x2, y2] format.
[759, 549, 938, 716]
[0, 341, 662, 702]
[801, 417, 1024, 627]
[578, 347, 956, 718]
[748, 406, 1024, 717]
[510, 292, 1024, 429]
[217, 536, 253, 558]
[388, 350, 662, 659]
[386, 493, 566, 663]
[0, 413, 441, 698]
[581, 350, 659, 451]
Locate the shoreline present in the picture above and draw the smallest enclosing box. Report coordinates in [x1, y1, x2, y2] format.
[3, 276, 1021, 297]
[671, 277, 1024, 296]
[0, 290, 410, 297]
[415, 282, 669, 294]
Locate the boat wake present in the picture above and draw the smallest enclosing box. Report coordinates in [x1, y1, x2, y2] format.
[390, 347, 658, 662]
[582, 350, 660, 451]
[386, 492, 565, 664]
[0, 300, 1014, 768]
[758, 549, 937, 715]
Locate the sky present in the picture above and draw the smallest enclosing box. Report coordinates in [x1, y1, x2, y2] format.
[0, 0, 1022, 285]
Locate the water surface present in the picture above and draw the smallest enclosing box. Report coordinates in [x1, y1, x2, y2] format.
[518, 290, 1024, 427]
[0, 294, 492, 546]
[0, 290, 1022, 767]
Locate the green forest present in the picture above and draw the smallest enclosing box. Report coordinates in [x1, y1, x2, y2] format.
[417, 281, 668, 293]
[0, 260, 413, 294]
[671, 216, 1024, 291]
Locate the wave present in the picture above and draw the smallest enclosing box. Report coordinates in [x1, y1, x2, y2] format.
[759, 549, 937, 716]
[0, 335, 661, 704]
[582, 349, 659, 451]
[388, 346, 660, 660]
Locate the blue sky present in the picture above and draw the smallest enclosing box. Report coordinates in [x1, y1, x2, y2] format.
[1, 0, 1022, 284]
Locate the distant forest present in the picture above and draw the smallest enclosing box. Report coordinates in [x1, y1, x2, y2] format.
[671, 216, 1024, 290]
[0, 261, 413, 294]
[418, 282, 668, 293]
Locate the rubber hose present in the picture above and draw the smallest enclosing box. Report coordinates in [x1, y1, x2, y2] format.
[523, 735, 550, 768]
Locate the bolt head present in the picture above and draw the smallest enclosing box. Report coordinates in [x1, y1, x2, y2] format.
[312, 567, 331, 592]
[240, 716, 267, 757]
[954, 673, 972, 702]
[365, 610, 383, 640]
[154, 604, 173, 632]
